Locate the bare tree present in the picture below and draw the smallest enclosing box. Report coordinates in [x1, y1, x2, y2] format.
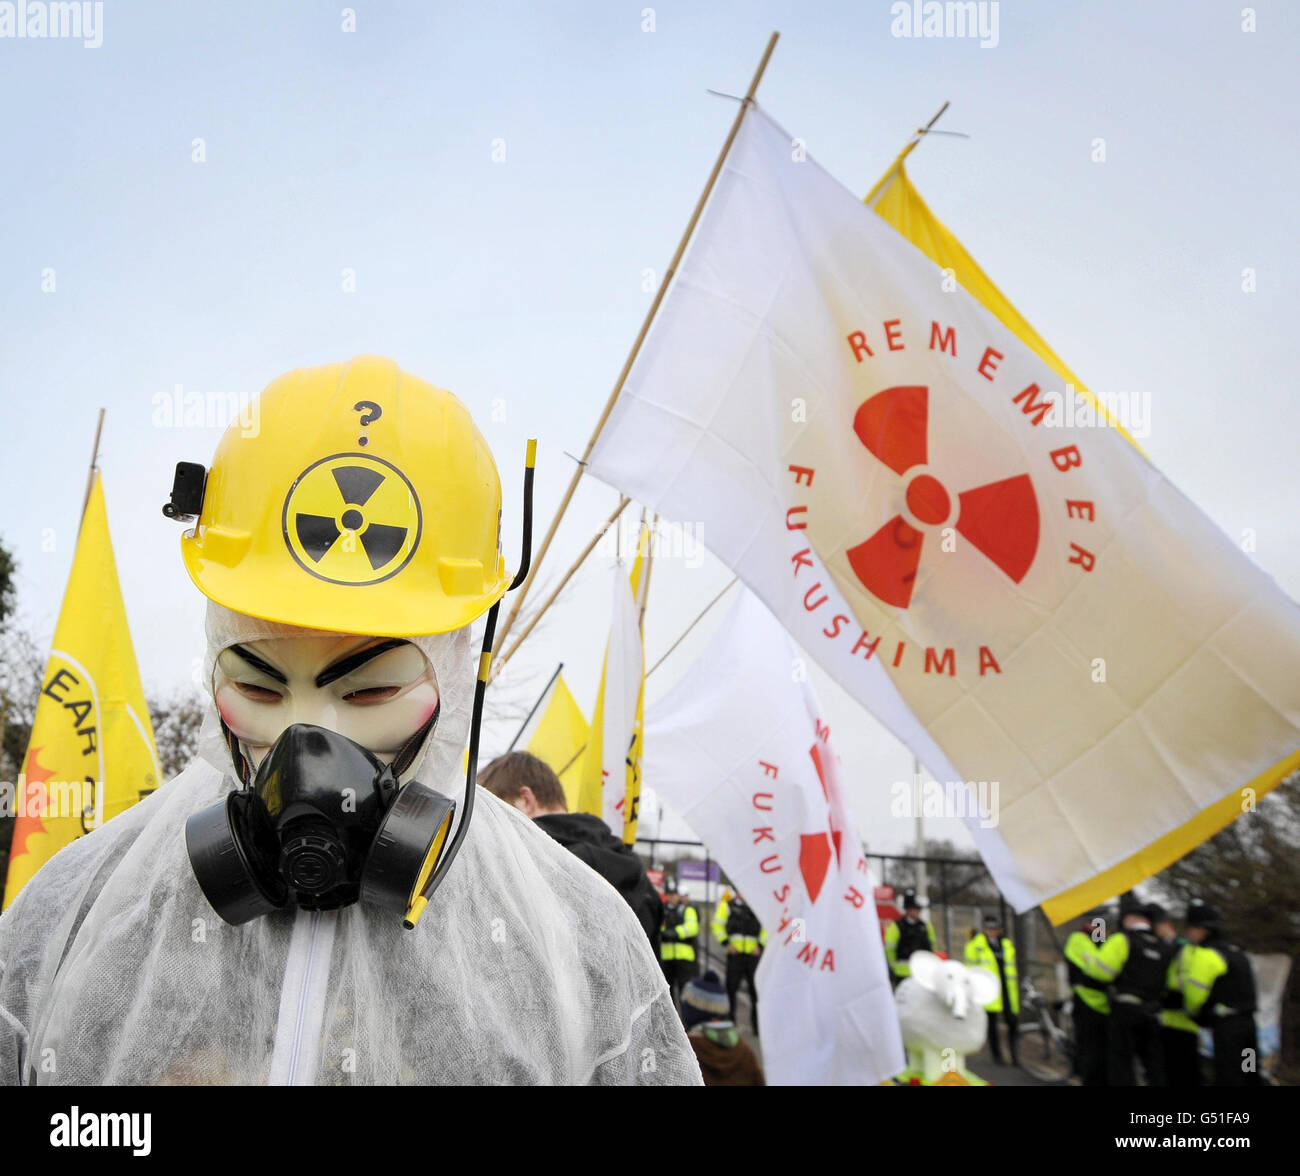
[479, 570, 569, 759]
[1152, 776, 1300, 951]
[0, 624, 45, 782]
[147, 690, 207, 783]
[0, 620, 47, 886]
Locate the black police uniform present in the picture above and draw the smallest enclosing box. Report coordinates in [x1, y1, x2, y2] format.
[1108, 927, 1169, 1087]
[724, 899, 763, 1033]
[1198, 933, 1262, 1088]
[894, 917, 931, 959]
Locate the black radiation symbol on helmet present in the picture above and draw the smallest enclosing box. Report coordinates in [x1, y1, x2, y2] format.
[282, 453, 422, 586]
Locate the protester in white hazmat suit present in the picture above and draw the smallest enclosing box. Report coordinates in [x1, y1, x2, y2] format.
[0, 357, 700, 1086]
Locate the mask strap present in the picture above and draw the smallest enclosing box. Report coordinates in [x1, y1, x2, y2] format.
[221, 716, 253, 788]
[402, 600, 499, 928]
[390, 702, 441, 779]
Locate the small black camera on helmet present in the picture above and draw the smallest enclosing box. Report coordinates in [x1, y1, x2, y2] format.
[162, 461, 208, 522]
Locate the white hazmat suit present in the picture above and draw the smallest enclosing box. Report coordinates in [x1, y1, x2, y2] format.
[0, 604, 701, 1085]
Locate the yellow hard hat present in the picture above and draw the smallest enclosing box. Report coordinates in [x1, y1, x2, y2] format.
[177, 356, 508, 636]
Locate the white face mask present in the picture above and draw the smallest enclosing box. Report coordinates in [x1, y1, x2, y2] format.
[212, 635, 439, 771]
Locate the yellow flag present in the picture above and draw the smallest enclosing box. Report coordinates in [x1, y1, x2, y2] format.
[523, 673, 590, 811]
[578, 529, 649, 844]
[3, 473, 161, 909]
[867, 156, 1142, 454]
[865, 159, 1300, 922]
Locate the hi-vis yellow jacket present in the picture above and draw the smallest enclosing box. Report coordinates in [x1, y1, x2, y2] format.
[1064, 930, 1110, 1015]
[965, 933, 1020, 1014]
[711, 897, 767, 956]
[660, 904, 699, 962]
[1162, 941, 1201, 1034]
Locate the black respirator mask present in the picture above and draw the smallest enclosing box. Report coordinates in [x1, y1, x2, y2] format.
[185, 723, 456, 926]
[177, 440, 536, 931]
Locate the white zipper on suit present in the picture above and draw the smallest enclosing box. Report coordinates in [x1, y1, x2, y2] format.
[268, 908, 338, 1085]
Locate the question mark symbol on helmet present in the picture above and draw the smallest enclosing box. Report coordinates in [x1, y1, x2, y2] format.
[353, 401, 382, 447]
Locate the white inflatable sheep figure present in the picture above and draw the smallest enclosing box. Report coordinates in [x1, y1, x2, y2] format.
[893, 950, 1001, 1086]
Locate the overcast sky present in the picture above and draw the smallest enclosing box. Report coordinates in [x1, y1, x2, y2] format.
[2, 1, 1296, 853]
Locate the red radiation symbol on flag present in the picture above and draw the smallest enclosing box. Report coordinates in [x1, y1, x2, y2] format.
[847, 386, 1039, 609]
[798, 743, 843, 905]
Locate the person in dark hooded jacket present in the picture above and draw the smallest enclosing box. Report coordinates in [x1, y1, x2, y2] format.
[480, 751, 662, 953]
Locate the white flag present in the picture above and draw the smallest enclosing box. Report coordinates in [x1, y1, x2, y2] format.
[579, 562, 645, 837]
[590, 106, 1300, 915]
[645, 587, 903, 1084]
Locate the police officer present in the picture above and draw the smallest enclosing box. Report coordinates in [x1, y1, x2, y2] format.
[884, 892, 936, 986]
[966, 913, 1019, 1066]
[1181, 900, 1261, 1087]
[712, 890, 765, 1033]
[1148, 902, 1201, 1087]
[1080, 893, 1167, 1086]
[659, 886, 700, 1007]
[1062, 908, 1109, 1086]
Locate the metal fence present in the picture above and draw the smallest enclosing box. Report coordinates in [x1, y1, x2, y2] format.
[636, 837, 1067, 1000]
[636, 835, 730, 977]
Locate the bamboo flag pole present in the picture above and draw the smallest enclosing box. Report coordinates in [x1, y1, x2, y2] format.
[492, 30, 781, 660]
[624, 511, 656, 846]
[645, 575, 737, 679]
[492, 495, 630, 679]
[557, 741, 585, 781]
[550, 570, 737, 777]
[863, 99, 952, 206]
[636, 514, 657, 631]
[78, 408, 106, 534]
[633, 505, 647, 565]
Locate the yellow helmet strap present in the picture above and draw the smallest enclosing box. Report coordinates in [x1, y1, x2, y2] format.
[401, 438, 535, 929]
